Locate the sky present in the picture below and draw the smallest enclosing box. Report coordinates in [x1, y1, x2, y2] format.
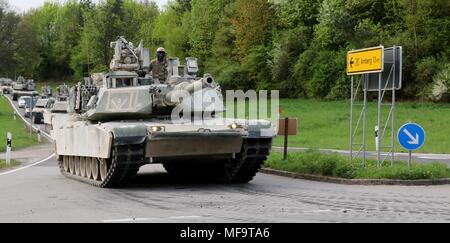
[8, 0, 169, 12]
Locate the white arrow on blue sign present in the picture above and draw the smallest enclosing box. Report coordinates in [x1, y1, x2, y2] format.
[397, 123, 425, 151]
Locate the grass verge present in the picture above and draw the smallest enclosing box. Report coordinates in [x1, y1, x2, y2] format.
[265, 150, 450, 180]
[273, 99, 450, 154]
[0, 159, 20, 169]
[0, 95, 41, 152]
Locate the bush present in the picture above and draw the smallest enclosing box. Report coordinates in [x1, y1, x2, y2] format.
[291, 49, 347, 99]
[241, 45, 272, 90]
[428, 63, 450, 102]
[215, 63, 248, 91]
[266, 150, 450, 180]
[414, 57, 443, 98]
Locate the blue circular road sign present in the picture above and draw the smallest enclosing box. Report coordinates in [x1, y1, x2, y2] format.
[397, 123, 426, 151]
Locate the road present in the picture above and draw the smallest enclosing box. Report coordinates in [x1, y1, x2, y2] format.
[1, 157, 450, 223]
[2, 94, 450, 223]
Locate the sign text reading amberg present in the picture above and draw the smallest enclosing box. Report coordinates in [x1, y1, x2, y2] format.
[347, 46, 384, 75]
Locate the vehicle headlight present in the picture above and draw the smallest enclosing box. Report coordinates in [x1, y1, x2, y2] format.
[149, 126, 165, 133]
[229, 122, 243, 129]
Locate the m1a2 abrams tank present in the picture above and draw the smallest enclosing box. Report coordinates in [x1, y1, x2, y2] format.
[12, 76, 39, 101]
[0, 78, 13, 94]
[51, 36, 275, 188]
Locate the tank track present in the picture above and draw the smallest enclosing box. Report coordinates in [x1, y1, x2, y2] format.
[220, 138, 273, 183]
[163, 138, 273, 183]
[58, 143, 145, 188]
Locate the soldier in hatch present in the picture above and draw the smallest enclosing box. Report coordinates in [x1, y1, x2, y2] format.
[149, 47, 169, 83]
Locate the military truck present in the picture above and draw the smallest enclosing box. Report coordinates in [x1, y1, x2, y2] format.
[12, 76, 39, 101]
[0, 78, 13, 94]
[32, 98, 55, 124]
[51, 37, 275, 188]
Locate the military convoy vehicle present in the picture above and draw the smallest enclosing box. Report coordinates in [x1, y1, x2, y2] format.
[55, 84, 70, 101]
[40, 85, 53, 99]
[43, 84, 70, 132]
[43, 100, 69, 132]
[51, 37, 275, 188]
[32, 98, 55, 124]
[12, 76, 39, 101]
[0, 78, 13, 94]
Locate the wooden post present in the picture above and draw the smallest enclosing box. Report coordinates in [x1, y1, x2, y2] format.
[284, 117, 289, 161]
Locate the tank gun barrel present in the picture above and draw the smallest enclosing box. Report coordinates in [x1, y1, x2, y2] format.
[164, 76, 215, 106]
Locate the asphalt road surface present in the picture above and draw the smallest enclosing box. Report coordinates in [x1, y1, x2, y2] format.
[1, 157, 450, 223]
[2, 94, 450, 223]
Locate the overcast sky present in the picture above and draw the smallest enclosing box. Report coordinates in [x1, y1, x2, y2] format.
[8, 0, 169, 12]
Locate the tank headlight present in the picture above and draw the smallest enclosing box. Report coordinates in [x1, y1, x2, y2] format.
[229, 122, 243, 129]
[150, 126, 165, 132]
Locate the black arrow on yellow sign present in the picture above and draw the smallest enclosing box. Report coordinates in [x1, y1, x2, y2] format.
[350, 57, 355, 68]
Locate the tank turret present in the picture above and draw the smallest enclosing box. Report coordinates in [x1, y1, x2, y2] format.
[41, 85, 52, 98]
[68, 37, 223, 121]
[11, 76, 38, 100]
[13, 76, 36, 91]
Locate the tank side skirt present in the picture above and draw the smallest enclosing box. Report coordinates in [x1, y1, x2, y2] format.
[58, 143, 145, 188]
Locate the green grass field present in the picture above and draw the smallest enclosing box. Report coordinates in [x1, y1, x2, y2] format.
[266, 151, 450, 180]
[0, 96, 41, 152]
[0, 159, 20, 169]
[273, 99, 450, 154]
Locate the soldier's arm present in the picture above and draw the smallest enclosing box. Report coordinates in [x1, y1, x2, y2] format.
[148, 61, 153, 72]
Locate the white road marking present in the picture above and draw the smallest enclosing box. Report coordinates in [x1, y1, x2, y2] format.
[418, 156, 449, 160]
[102, 215, 203, 223]
[302, 210, 333, 213]
[0, 153, 56, 176]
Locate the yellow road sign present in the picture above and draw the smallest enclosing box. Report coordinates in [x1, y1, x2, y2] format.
[347, 46, 384, 75]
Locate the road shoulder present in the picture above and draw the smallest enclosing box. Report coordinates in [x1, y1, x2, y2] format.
[260, 168, 450, 186]
[0, 143, 54, 172]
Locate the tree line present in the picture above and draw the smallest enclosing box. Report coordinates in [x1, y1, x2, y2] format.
[0, 0, 449, 101]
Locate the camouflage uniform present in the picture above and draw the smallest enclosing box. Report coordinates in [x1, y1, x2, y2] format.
[149, 59, 169, 83]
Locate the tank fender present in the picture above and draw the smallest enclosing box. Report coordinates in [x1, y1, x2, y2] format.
[112, 125, 148, 146]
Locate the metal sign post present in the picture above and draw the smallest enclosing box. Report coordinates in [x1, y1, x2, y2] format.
[397, 123, 426, 170]
[348, 46, 402, 168]
[348, 46, 384, 166]
[6, 132, 12, 165]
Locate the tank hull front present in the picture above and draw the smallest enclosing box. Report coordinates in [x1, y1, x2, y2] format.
[52, 118, 274, 161]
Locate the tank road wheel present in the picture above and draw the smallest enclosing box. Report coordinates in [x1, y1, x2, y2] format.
[99, 158, 109, 182]
[92, 158, 100, 181]
[219, 138, 272, 184]
[57, 144, 145, 188]
[80, 157, 87, 178]
[69, 156, 75, 175]
[63, 156, 69, 173]
[85, 157, 92, 179]
[75, 157, 81, 176]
